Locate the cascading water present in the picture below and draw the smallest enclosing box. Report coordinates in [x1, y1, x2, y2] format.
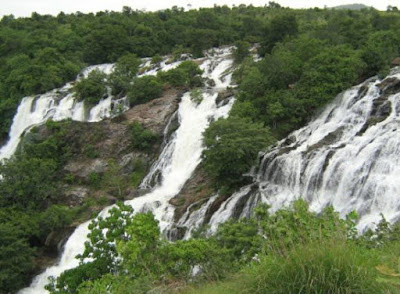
[198, 69, 400, 233]
[19, 47, 235, 294]
[0, 57, 182, 162]
[0, 64, 116, 161]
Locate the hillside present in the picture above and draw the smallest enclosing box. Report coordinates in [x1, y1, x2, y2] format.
[0, 4, 400, 294]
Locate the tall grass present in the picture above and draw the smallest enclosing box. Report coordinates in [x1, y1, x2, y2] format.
[184, 240, 396, 294]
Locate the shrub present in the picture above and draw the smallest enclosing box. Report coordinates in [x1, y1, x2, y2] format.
[109, 53, 141, 96]
[129, 122, 158, 152]
[127, 76, 163, 107]
[238, 241, 389, 294]
[74, 70, 108, 107]
[158, 61, 203, 89]
[38, 205, 74, 238]
[0, 223, 35, 293]
[202, 117, 275, 188]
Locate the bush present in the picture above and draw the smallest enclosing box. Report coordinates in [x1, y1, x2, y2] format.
[74, 70, 108, 107]
[109, 54, 141, 96]
[0, 156, 58, 209]
[0, 223, 35, 293]
[236, 241, 390, 294]
[233, 40, 250, 63]
[38, 205, 74, 238]
[127, 76, 163, 107]
[202, 117, 275, 188]
[129, 122, 158, 152]
[158, 61, 203, 89]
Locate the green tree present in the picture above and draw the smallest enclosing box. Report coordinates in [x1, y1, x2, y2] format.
[202, 117, 275, 188]
[74, 70, 108, 107]
[261, 14, 299, 55]
[129, 122, 159, 152]
[127, 76, 163, 107]
[109, 53, 141, 96]
[47, 203, 134, 294]
[233, 40, 250, 63]
[0, 223, 35, 293]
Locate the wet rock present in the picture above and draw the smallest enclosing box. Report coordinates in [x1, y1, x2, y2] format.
[306, 127, 345, 153]
[377, 77, 400, 94]
[127, 188, 152, 199]
[164, 112, 180, 142]
[124, 88, 182, 135]
[216, 89, 235, 105]
[44, 227, 76, 253]
[170, 167, 214, 222]
[167, 225, 187, 241]
[205, 78, 216, 88]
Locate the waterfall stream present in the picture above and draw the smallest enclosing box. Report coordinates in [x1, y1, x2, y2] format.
[18, 47, 235, 294]
[188, 70, 400, 234]
[12, 45, 400, 293]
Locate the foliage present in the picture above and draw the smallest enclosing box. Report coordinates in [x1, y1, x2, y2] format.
[129, 122, 159, 152]
[0, 223, 35, 293]
[221, 241, 389, 294]
[0, 156, 58, 209]
[47, 203, 134, 294]
[38, 205, 74, 238]
[127, 76, 163, 107]
[158, 60, 203, 89]
[130, 158, 148, 188]
[202, 117, 275, 188]
[74, 70, 108, 107]
[260, 13, 299, 55]
[46, 200, 400, 294]
[0, 5, 399, 141]
[190, 88, 204, 104]
[108, 53, 141, 96]
[100, 160, 127, 198]
[2, 6, 400, 293]
[233, 40, 250, 63]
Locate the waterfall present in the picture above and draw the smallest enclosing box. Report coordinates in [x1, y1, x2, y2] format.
[19, 46, 235, 294]
[0, 64, 116, 161]
[198, 70, 400, 233]
[0, 57, 184, 161]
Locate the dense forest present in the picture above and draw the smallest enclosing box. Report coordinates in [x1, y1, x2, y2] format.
[1, 2, 400, 293]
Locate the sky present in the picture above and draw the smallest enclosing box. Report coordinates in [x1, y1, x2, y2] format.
[0, 0, 398, 18]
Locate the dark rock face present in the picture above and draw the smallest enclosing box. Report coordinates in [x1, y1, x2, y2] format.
[169, 167, 214, 222]
[216, 89, 235, 105]
[357, 77, 399, 135]
[124, 88, 182, 135]
[44, 227, 76, 253]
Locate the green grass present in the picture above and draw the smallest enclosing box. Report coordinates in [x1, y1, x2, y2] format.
[183, 240, 396, 294]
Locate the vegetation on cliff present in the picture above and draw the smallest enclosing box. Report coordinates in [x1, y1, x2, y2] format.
[0, 3, 399, 140]
[45, 200, 400, 294]
[0, 3, 400, 293]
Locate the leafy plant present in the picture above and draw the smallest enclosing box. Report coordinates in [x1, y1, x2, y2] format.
[129, 122, 159, 152]
[202, 117, 275, 188]
[74, 70, 108, 107]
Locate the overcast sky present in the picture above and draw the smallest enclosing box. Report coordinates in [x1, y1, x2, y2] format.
[0, 0, 398, 18]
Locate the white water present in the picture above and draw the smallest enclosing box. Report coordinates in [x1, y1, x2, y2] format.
[205, 71, 400, 232]
[0, 55, 185, 161]
[19, 47, 235, 294]
[0, 64, 116, 161]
